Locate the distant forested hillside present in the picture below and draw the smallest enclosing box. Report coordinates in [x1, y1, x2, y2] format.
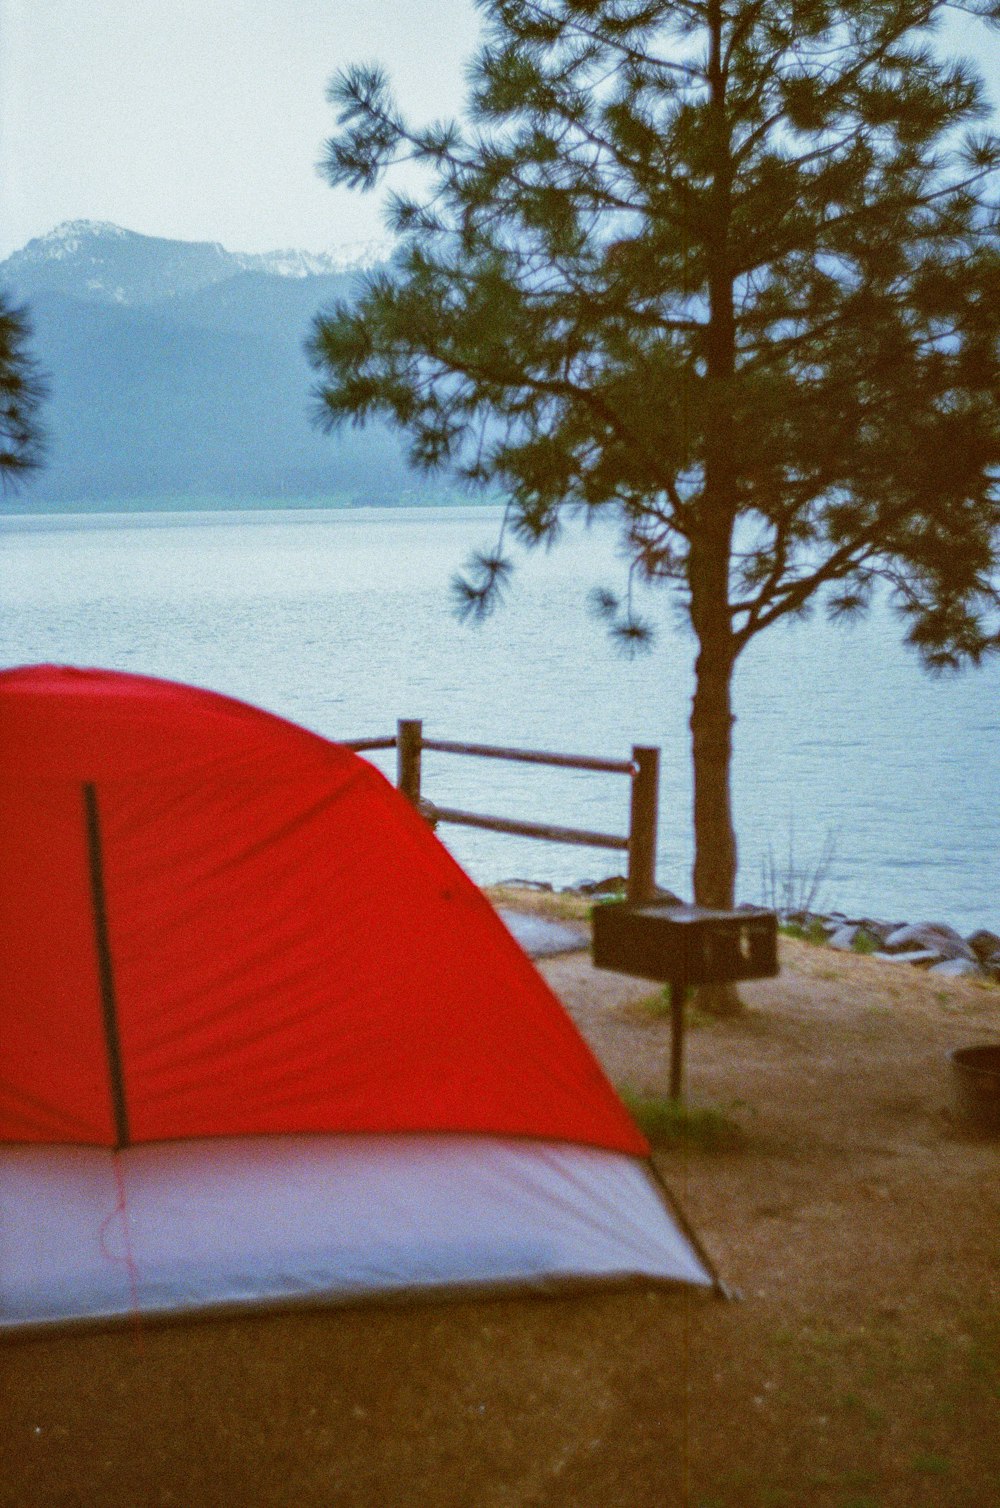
[0, 222, 452, 509]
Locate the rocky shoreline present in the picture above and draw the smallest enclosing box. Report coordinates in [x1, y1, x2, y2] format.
[776, 912, 1000, 983]
[500, 876, 1000, 985]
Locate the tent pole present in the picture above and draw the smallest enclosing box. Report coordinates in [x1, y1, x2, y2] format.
[643, 1158, 737, 1301]
[83, 783, 130, 1149]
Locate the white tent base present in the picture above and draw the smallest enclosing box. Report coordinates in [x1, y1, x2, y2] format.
[1, 1134, 714, 1332]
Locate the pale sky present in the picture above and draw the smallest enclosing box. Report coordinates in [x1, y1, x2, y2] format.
[0, 0, 481, 259]
[0, 0, 997, 262]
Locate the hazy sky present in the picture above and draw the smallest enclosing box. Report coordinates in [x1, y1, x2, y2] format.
[1, 0, 997, 261]
[0, 0, 481, 259]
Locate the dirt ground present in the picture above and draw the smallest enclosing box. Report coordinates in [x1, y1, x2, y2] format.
[3, 900, 999, 1508]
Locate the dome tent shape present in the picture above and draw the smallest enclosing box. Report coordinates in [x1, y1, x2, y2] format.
[0, 666, 716, 1331]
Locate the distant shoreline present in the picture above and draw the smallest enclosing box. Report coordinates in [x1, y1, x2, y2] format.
[0, 494, 497, 519]
[0, 500, 506, 530]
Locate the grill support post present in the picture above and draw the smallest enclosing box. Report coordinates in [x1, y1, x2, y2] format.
[669, 982, 686, 1101]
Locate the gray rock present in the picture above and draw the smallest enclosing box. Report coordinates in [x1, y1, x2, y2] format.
[918, 920, 965, 942]
[829, 922, 884, 952]
[882, 924, 927, 951]
[882, 924, 974, 961]
[572, 878, 684, 904]
[860, 920, 898, 945]
[929, 958, 983, 979]
[873, 949, 944, 968]
[828, 925, 861, 950]
[835, 917, 899, 941]
[576, 875, 628, 895]
[966, 929, 1000, 964]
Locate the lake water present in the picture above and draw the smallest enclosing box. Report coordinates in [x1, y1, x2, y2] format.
[2, 506, 997, 934]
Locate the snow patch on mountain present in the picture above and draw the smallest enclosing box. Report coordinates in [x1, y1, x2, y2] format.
[18, 220, 129, 262]
[241, 241, 388, 278]
[4, 222, 389, 295]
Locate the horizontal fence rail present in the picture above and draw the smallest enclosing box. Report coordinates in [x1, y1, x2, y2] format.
[420, 738, 635, 776]
[343, 736, 398, 753]
[342, 719, 660, 904]
[422, 805, 631, 851]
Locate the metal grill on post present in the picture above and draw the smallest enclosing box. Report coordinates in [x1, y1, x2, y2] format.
[381, 720, 759, 1103]
[592, 903, 779, 1100]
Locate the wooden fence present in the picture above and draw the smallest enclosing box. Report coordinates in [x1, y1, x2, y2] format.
[345, 719, 660, 904]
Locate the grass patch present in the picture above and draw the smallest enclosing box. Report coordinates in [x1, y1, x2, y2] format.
[839, 1391, 886, 1428]
[780, 919, 829, 945]
[631, 987, 715, 1027]
[779, 921, 883, 955]
[618, 1089, 743, 1149]
[911, 1452, 950, 1476]
[482, 884, 591, 923]
[632, 988, 672, 1019]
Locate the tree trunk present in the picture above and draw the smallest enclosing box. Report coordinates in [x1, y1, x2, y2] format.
[691, 0, 742, 1017]
[688, 617, 743, 1018]
[690, 630, 738, 912]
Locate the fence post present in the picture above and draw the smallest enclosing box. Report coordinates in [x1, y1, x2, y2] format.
[397, 719, 423, 807]
[627, 745, 659, 904]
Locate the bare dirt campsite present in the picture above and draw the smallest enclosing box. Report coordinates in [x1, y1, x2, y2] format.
[3, 891, 998, 1508]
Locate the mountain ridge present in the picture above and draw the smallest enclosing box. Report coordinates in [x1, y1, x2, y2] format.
[3, 220, 390, 305]
[0, 222, 447, 509]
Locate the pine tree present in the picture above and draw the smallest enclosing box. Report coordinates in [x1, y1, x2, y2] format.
[0, 292, 47, 487]
[311, 1, 1000, 1007]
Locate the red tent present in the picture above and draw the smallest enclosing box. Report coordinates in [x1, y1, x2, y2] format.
[1, 666, 715, 1329]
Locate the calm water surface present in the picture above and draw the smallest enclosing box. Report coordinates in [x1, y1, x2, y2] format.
[2, 507, 997, 933]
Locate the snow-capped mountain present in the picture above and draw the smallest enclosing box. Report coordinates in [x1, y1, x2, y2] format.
[0, 222, 443, 509]
[1, 220, 389, 307]
[248, 241, 389, 280]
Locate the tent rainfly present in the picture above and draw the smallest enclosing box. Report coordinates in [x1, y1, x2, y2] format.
[0, 665, 718, 1332]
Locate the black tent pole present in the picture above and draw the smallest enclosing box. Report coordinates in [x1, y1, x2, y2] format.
[644, 1159, 737, 1301]
[82, 782, 130, 1150]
